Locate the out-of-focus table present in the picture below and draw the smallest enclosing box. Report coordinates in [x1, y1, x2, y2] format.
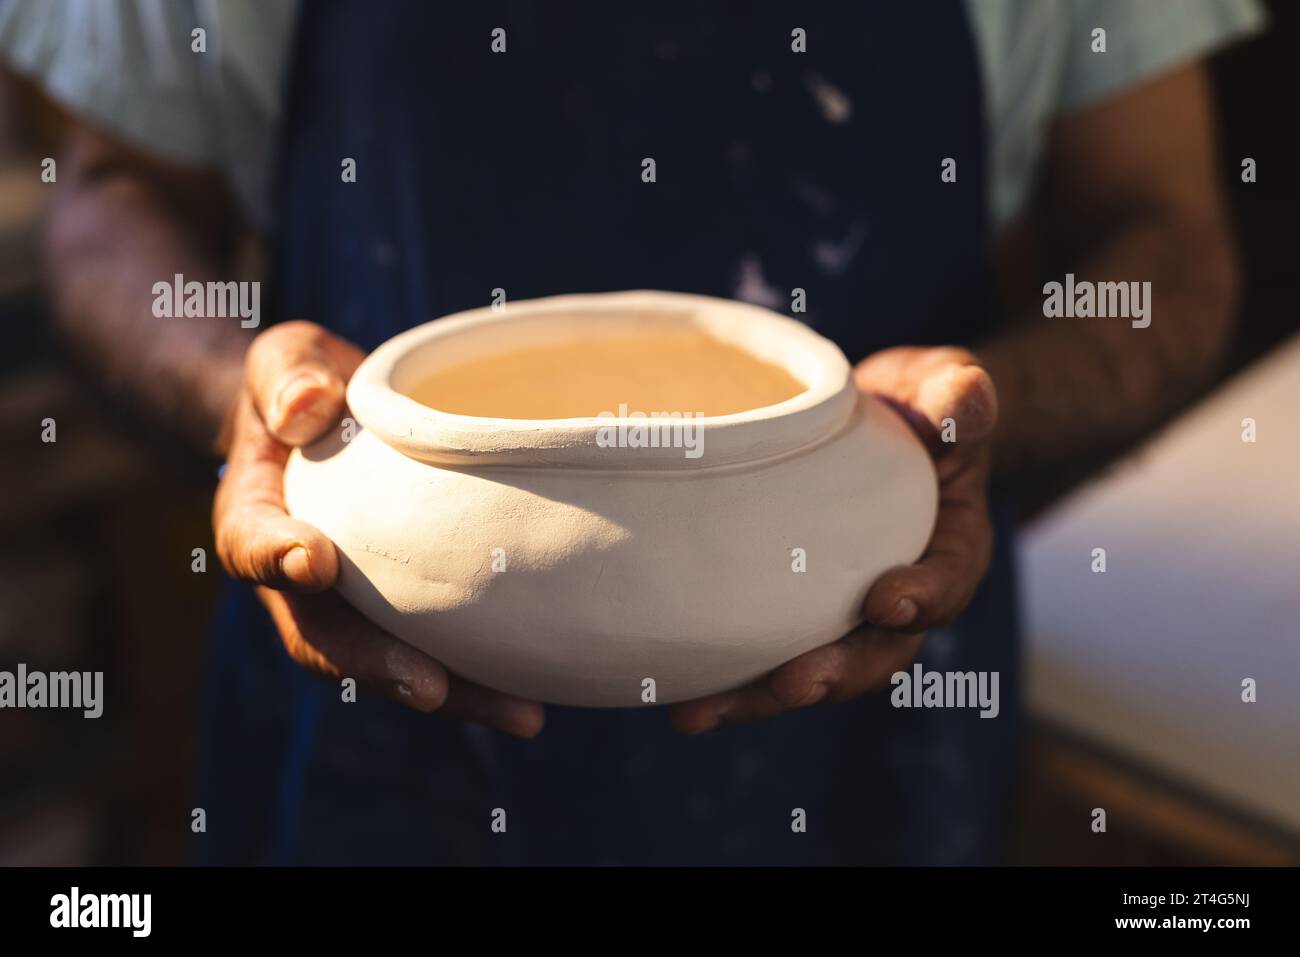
[1019, 333, 1300, 855]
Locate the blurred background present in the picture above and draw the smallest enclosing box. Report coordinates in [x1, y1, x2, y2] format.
[1, 2, 1297, 865]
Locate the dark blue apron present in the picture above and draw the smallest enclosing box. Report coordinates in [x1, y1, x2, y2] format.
[196, 0, 1020, 865]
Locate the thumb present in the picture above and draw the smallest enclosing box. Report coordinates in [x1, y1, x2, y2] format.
[245, 320, 363, 446]
[914, 362, 998, 444]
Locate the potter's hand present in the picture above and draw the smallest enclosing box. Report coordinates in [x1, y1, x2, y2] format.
[213, 321, 545, 737]
[671, 346, 996, 733]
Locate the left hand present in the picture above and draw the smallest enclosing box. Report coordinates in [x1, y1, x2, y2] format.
[671, 346, 998, 734]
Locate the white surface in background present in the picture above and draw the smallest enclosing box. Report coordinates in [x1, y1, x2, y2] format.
[1019, 333, 1300, 834]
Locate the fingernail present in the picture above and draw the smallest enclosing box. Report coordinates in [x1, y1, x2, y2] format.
[796, 683, 829, 707]
[273, 372, 331, 429]
[680, 702, 729, 736]
[281, 546, 312, 582]
[391, 679, 440, 714]
[495, 700, 543, 738]
[390, 672, 440, 712]
[882, 598, 918, 628]
[689, 695, 738, 733]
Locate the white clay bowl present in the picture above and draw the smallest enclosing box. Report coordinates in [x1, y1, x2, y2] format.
[283, 291, 938, 707]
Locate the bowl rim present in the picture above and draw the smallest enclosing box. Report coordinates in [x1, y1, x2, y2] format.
[346, 290, 857, 470]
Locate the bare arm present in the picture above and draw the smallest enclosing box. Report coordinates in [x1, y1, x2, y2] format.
[980, 64, 1239, 476]
[43, 119, 252, 454]
[40, 116, 543, 734]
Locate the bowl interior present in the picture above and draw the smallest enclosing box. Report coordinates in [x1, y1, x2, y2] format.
[385, 297, 838, 423]
[399, 310, 819, 420]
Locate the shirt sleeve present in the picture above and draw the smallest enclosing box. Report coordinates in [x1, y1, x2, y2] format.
[0, 0, 219, 165]
[0, 0, 298, 226]
[1061, 0, 1267, 112]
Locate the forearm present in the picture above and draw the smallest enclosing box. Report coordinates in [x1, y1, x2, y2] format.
[979, 213, 1238, 476]
[43, 132, 253, 455]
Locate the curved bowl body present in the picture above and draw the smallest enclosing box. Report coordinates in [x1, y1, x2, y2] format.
[283, 291, 937, 706]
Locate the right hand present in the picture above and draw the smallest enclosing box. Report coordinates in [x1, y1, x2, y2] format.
[212, 321, 545, 737]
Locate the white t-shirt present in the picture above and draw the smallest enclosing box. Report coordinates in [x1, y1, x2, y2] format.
[0, 0, 1265, 230]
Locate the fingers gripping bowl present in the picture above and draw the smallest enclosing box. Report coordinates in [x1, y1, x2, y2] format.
[282, 291, 938, 706]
